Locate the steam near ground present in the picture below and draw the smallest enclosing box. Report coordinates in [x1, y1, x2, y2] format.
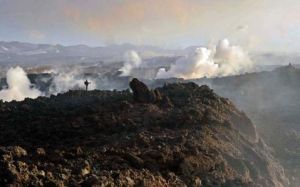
[117, 39, 253, 79]
[157, 39, 253, 79]
[49, 70, 97, 94]
[0, 67, 42, 101]
[119, 51, 142, 76]
[0, 67, 97, 102]
[0, 38, 273, 102]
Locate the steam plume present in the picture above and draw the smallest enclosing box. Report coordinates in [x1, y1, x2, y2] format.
[0, 67, 42, 102]
[156, 39, 253, 79]
[119, 50, 142, 76]
[50, 70, 96, 94]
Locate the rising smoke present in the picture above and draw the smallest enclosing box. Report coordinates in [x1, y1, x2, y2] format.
[0, 67, 98, 102]
[119, 50, 142, 76]
[156, 39, 253, 79]
[49, 70, 96, 94]
[0, 39, 254, 102]
[0, 67, 42, 102]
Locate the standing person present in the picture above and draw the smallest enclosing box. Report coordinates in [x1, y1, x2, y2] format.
[84, 80, 90, 91]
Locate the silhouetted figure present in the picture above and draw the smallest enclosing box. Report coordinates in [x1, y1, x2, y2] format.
[84, 80, 90, 91]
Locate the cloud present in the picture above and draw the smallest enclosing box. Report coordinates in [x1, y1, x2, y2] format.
[62, 0, 206, 45]
[49, 70, 96, 94]
[0, 66, 97, 102]
[28, 30, 46, 41]
[157, 47, 218, 79]
[119, 50, 142, 76]
[156, 39, 253, 79]
[236, 25, 249, 31]
[1, 0, 300, 51]
[0, 67, 42, 102]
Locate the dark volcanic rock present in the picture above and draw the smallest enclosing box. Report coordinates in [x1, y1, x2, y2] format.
[0, 81, 289, 186]
[130, 78, 156, 103]
[191, 65, 300, 187]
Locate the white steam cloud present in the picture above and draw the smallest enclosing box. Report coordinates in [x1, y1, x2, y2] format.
[0, 67, 97, 102]
[119, 50, 142, 76]
[0, 39, 253, 101]
[49, 70, 96, 94]
[156, 39, 253, 79]
[0, 67, 42, 102]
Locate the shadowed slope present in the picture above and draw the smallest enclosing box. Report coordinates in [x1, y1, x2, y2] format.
[0, 80, 288, 186]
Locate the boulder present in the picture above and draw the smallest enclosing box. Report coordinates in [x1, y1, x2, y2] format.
[129, 78, 156, 103]
[36, 148, 46, 156]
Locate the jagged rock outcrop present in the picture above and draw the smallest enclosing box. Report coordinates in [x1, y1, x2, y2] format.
[130, 78, 173, 108]
[0, 80, 288, 186]
[130, 78, 155, 103]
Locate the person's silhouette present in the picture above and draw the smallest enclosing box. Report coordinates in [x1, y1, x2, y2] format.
[84, 80, 90, 91]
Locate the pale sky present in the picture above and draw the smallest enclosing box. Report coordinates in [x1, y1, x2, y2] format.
[0, 0, 300, 52]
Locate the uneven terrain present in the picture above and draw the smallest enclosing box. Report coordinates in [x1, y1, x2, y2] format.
[0, 79, 288, 186]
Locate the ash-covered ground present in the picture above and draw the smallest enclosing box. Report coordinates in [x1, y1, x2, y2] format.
[0, 41, 300, 186]
[0, 79, 289, 186]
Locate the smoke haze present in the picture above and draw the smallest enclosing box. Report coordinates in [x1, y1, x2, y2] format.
[1, 1, 300, 52]
[156, 39, 253, 79]
[49, 70, 96, 94]
[0, 67, 42, 101]
[0, 66, 98, 101]
[119, 50, 142, 76]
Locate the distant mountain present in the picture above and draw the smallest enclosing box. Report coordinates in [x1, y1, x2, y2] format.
[1, 41, 300, 69]
[0, 41, 178, 65]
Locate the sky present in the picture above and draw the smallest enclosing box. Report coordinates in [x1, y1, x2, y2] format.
[0, 0, 300, 52]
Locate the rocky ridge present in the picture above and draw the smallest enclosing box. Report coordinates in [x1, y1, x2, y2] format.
[0, 79, 288, 186]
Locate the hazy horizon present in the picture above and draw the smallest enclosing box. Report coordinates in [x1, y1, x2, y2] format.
[1, 0, 300, 53]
